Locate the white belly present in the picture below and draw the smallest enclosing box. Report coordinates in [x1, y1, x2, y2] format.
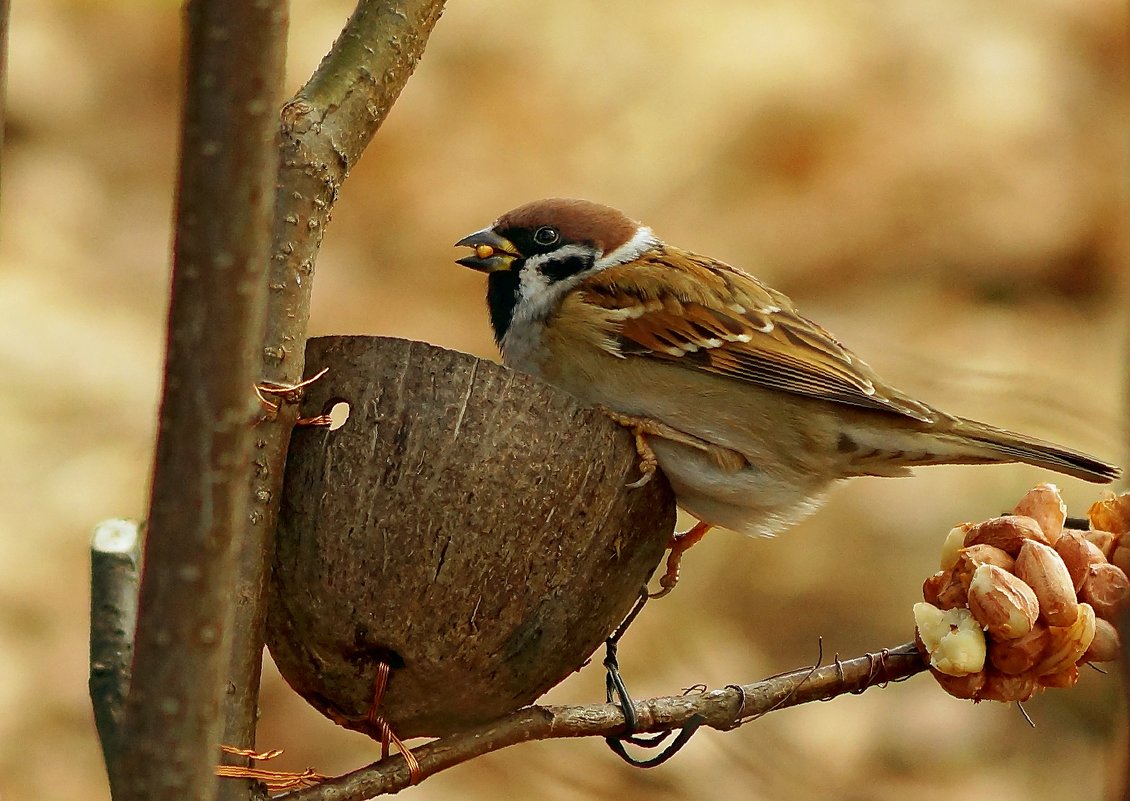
[648, 437, 835, 537]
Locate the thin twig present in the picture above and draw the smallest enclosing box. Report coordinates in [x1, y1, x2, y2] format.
[220, 3, 449, 798]
[89, 519, 142, 800]
[283, 642, 926, 801]
[114, 2, 288, 799]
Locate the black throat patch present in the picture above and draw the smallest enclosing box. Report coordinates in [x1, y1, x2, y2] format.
[486, 269, 521, 346]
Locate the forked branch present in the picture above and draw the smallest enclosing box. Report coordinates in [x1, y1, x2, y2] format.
[222, 4, 449, 795]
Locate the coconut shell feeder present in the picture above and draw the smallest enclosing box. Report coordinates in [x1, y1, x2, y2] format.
[266, 336, 677, 739]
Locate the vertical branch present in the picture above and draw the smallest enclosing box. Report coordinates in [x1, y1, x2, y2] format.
[89, 519, 142, 799]
[0, 0, 9, 202]
[115, 3, 288, 800]
[220, 2, 448, 792]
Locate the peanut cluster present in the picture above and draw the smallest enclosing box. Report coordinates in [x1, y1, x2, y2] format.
[914, 485, 1130, 702]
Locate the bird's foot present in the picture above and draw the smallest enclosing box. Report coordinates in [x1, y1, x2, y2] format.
[601, 410, 662, 487]
[649, 520, 713, 599]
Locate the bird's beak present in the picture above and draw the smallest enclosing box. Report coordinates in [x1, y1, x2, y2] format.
[454, 228, 519, 272]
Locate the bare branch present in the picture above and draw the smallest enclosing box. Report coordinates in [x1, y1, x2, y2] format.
[89, 519, 142, 799]
[221, 1, 449, 793]
[115, 2, 288, 799]
[0, 0, 9, 202]
[262, 0, 449, 387]
[285, 643, 926, 801]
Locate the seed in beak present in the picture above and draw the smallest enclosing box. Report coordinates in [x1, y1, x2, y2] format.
[475, 244, 495, 260]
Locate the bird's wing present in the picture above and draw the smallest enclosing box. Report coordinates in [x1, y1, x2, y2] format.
[576, 245, 938, 423]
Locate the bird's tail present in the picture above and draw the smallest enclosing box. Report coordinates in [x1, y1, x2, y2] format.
[939, 417, 1121, 484]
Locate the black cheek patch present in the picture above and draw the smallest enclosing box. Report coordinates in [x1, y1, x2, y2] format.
[539, 253, 593, 284]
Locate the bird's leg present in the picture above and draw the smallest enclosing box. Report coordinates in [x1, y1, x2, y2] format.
[649, 520, 713, 599]
[601, 410, 730, 488]
[601, 410, 739, 597]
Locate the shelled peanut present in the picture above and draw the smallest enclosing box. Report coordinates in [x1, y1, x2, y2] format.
[914, 485, 1130, 703]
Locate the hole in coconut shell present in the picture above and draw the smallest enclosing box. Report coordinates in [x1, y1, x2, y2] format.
[325, 398, 351, 431]
[347, 629, 406, 672]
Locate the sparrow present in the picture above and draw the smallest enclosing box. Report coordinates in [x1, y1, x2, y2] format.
[455, 198, 1121, 595]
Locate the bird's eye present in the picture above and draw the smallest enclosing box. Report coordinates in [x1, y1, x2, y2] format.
[533, 226, 560, 246]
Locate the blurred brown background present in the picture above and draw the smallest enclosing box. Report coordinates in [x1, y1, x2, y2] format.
[3, 1, 1128, 799]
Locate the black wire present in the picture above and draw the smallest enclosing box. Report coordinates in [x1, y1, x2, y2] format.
[601, 589, 707, 766]
[604, 715, 707, 768]
[604, 638, 638, 733]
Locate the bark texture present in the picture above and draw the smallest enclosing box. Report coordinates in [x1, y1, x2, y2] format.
[116, 2, 287, 799]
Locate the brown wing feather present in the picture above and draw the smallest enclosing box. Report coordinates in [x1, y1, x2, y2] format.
[578, 245, 937, 423]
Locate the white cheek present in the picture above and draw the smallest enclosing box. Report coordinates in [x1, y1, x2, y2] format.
[517, 263, 554, 308]
[512, 246, 596, 324]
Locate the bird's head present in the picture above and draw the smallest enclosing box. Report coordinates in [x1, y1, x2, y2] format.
[456, 198, 657, 344]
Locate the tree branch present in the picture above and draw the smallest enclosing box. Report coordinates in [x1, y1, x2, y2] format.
[284, 643, 926, 801]
[114, 2, 288, 799]
[89, 519, 142, 799]
[221, 1, 449, 795]
[0, 0, 9, 202]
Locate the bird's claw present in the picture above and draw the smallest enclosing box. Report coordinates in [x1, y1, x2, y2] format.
[624, 463, 656, 489]
[601, 409, 662, 488]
